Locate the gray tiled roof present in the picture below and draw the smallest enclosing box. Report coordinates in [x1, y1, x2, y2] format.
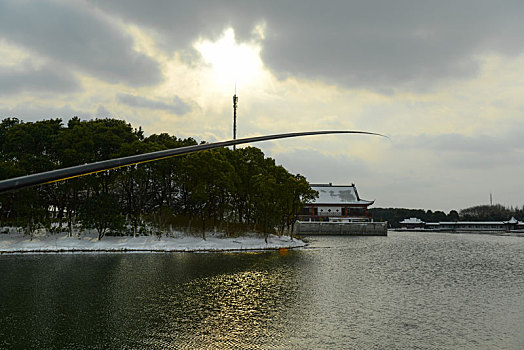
[309, 184, 374, 205]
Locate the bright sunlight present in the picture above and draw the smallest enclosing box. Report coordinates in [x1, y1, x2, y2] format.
[194, 28, 264, 91]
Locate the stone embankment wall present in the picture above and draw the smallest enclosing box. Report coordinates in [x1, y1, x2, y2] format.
[294, 222, 388, 236]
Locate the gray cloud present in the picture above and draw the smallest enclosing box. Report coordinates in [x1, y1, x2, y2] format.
[117, 94, 191, 115]
[88, 0, 524, 91]
[0, 63, 80, 94]
[0, 0, 162, 87]
[96, 105, 113, 118]
[4, 0, 522, 92]
[0, 104, 90, 123]
[397, 133, 522, 155]
[269, 148, 371, 183]
[394, 132, 524, 170]
[88, 0, 248, 50]
[260, 1, 524, 90]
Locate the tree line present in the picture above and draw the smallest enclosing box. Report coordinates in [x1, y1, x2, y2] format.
[371, 204, 524, 228]
[0, 117, 317, 240]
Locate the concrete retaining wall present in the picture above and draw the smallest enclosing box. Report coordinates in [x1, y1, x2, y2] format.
[294, 221, 388, 236]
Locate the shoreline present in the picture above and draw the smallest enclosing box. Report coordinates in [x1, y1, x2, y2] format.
[0, 232, 306, 254]
[390, 229, 524, 237]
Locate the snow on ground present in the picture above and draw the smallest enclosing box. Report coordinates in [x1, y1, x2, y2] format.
[0, 231, 306, 253]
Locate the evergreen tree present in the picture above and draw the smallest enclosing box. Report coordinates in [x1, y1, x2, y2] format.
[0, 117, 319, 239]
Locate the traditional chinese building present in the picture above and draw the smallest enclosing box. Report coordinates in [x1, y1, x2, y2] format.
[298, 183, 374, 222]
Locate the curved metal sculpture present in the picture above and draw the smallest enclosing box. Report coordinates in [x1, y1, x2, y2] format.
[0, 130, 385, 193]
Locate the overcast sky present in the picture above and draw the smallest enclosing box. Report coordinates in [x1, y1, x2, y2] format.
[1, 0, 523, 211]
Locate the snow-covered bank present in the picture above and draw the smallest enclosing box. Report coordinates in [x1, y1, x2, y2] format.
[0, 232, 306, 253]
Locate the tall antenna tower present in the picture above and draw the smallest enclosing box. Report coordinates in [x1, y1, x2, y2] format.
[233, 83, 238, 150]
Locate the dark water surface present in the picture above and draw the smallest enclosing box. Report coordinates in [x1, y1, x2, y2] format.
[1, 232, 523, 349]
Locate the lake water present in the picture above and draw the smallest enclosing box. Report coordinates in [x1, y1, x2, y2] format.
[1, 231, 523, 349]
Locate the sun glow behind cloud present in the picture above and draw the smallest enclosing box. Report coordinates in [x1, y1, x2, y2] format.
[194, 28, 265, 91]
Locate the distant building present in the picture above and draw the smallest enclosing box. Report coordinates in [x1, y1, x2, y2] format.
[399, 217, 524, 232]
[298, 183, 374, 223]
[399, 217, 425, 229]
